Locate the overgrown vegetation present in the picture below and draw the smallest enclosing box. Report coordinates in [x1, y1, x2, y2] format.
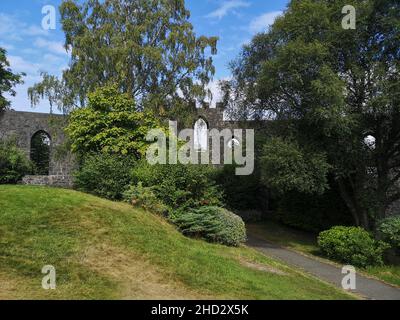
[131, 161, 224, 212]
[30, 131, 51, 175]
[73, 153, 134, 200]
[272, 188, 353, 233]
[216, 164, 266, 211]
[0, 138, 33, 184]
[223, 0, 400, 230]
[123, 182, 168, 216]
[378, 216, 400, 251]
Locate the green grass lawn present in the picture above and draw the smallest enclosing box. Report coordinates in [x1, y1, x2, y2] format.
[247, 221, 400, 288]
[0, 185, 354, 300]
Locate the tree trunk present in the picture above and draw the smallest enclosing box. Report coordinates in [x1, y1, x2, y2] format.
[338, 179, 360, 226]
[337, 178, 370, 229]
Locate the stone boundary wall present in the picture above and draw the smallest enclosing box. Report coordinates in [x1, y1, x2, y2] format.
[22, 175, 73, 189]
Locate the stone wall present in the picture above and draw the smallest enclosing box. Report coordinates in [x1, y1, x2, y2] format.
[1, 107, 264, 188]
[22, 175, 73, 188]
[0, 110, 74, 176]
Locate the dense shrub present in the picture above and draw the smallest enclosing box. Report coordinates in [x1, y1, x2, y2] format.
[123, 182, 168, 215]
[318, 226, 388, 267]
[74, 153, 134, 200]
[0, 138, 33, 184]
[271, 186, 353, 233]
[378, 216, 400, 250]
[216, 164, 267, 211]
[173, 206, 247, 246]
[131, 161, 224, 211]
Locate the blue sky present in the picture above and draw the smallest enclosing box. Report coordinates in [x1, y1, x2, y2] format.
[0, 0, 289, 113]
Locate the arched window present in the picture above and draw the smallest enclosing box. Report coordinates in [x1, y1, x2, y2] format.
[364, 135, 376, 150]
[30, 131, 51, 175]
[194, 118, 208, 152]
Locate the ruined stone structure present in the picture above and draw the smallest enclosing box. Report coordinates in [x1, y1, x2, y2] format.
[0, 107, 264, 190]
[0, 110, 74, 187]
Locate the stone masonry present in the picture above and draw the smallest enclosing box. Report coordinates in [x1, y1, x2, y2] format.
[0, 110, 74, 187]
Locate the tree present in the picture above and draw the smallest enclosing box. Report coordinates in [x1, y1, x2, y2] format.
[65, 85, 164, 159]
[29, 0, 218, 116]
[0, 48, 24, 111]
[224, 0, 400, 229]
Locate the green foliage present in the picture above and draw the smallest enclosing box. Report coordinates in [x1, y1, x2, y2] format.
[73, 153, 134, 200]
[260, 138, 331, 195]
[131, 161, 224, 211]
[29, 0, 218, 114]
[30, 131, 51, 175]
[216, 164, 265, 211]
[173, 206, 247, 247]
[0, 138, 33, 183]
[123, 182, 168, 216]
[66, 85, 163, 158]
[378, 216, 400, 250]
[273, 188, 353, 233]
[224, 0, 400, 228]
[28, 72, 71, 114]
[318, 226, 389, 268]
[0, 185, 353, 300]
[0, 48, 24, 111]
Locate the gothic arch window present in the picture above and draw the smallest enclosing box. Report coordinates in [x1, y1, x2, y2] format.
[194, 118, 208, 152]
[30, 130, 51, 175]
[364, 135, 376, 150]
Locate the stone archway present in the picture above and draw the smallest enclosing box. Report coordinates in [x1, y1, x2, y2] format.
[30, 130, 51, 175]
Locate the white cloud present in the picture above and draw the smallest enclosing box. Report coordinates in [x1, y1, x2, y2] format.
[24, 25, 49, 37]
[206, 1, 250, 20]
[249, 11, 282, 33]
[0, 13, 22, 41]
[8, 55, 41, 74]
[0, 13, 50, 41]
[34, 38, 67, 55]
[201, 77, 231, 109]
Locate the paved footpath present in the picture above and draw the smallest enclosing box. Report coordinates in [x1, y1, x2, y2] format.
[246, 234, 400, 300]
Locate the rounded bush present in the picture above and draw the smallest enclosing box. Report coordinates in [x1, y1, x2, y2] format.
[317, 226, 388, 268]
[378, 216, 400, 250]
[173, 206, 247, 247]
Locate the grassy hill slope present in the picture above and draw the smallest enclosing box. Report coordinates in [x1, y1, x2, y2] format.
[0, 186, 354, 300]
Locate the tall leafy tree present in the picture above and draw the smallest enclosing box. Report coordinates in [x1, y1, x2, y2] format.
[65, 85, 164, 159]
[223, 0, 400, 229]
[29, 0, 218, 116]
[0, 48, 24, 111]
